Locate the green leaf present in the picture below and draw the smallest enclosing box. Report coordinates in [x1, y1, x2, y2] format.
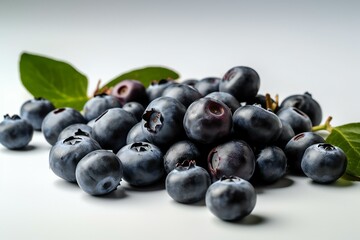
[101, 66, 180, 90]
[326, 123, 360, 178]
[19, 52, 88, 111]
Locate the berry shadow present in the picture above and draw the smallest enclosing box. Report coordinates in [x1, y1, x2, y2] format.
[254, 177, 294, 193]
[309, 178, 353, 188]
[10, 144, 37, 151]
[122, 180, 165, 192]
[225, 214, 267, 226]
[169, 198, 206, 207]
[96, 186, 128, 200]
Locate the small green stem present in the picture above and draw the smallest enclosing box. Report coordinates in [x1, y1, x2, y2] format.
[312, 116, 333, 132]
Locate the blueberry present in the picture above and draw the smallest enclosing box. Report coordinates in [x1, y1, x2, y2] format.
[183, 98, 232, 145]
[205, 91, 241, 113]
[111, 80, 148, 106]
[49, 135, 101, 182]
[301, 143, 347, 184]
[116, 142, 164, 187]
[205, 176, 257, 221]
[208, 140, 256, 181]
[20, 97, 55, 131]
[141, 97, 186, 150]
[162, 83, 202, 108]
[146, 79, 177, 102]
[164, 140, 202, 174]
[76, 150, 123, 195]
[219, 66, 260, 103]
[277, 107, 312, 134]
[280, 92, 322, 126]
[284, 132, 325, 174]
[126, 122, 148, 145]
[91, 108, 137, 153]
[42, 107, 86, 145]
[57, 123, 92, 141]
[82, 94, 121, 122]
[0, 114, 33, 150]
[122, 102, 145, 122]
[252, 146, 287, 184]
[166, 160, 211, 204]
[232, 105, 282, 147]
[194, 77, 220, 96]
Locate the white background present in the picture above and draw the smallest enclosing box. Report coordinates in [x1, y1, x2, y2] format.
[1, 1, 360, 239]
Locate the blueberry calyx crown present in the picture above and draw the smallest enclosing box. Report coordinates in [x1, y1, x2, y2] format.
[74, 129, 90, 137]
[208, 101, 224, 116]
[318, 143, 335, 151]
[219, 175, 241, 182]
[117, 85, 128, 95]
[175, 159, 197, 170]
[142, 108, 163, 133]
[63, 136, 82, 145]
[4, 114, 21, 120]
[130, 142, 151, 152]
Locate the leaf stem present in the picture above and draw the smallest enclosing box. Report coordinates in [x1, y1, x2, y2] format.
[265, 93, 279, 112]
[312, 116, 333, 132]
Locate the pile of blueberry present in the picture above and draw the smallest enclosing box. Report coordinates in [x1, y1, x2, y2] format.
[0, 66, 348, 222]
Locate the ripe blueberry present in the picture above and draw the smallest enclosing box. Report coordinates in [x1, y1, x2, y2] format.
[208, 140, 256, 181]
[280, 92, 322, 126]
[183, 98, 232, 145]
[301, 143, 347, 184]
[205, 176, 257, 221]
[117, 142, 164, 187]
[111, 80, 148, 106]
[0, 114, 33, 150]
[219, 66, 260, 102]
[76, 150, 123, 195]
[233, 105, 282, 147]
[166, 160, 211, 204]
[49, 135, 101, 182]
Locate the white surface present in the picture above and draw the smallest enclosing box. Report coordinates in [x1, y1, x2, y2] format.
[1, 1, 360, 240]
